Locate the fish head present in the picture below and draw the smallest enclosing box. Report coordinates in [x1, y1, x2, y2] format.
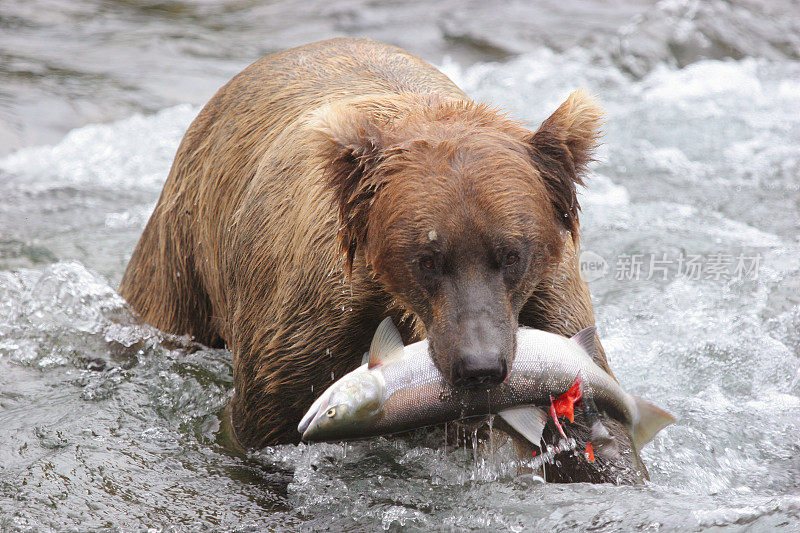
[299, 368, 385, 442]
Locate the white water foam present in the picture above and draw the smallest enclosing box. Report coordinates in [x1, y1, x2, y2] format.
[0, 104, 198, 192]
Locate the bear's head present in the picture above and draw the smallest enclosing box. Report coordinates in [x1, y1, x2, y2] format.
[315, 90, 602, 387]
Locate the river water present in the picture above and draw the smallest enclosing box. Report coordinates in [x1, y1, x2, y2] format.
[1, 1, 799, 531]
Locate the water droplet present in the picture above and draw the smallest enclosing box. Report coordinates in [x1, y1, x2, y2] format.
[488, 412, 495, 467]
[472, 427, 478, 472]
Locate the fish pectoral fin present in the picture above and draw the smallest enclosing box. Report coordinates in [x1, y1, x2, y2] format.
[632, 395, 677, 451]
[368, 317, 405, 369]
[570, 326, 597, 359]
[499, 406, 548, 447]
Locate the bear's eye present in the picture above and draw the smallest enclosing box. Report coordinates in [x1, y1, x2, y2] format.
[504, 251, 519, 267]
[420, 257, 436, 271]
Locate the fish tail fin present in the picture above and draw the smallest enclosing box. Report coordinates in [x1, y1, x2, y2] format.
[632, 396, 676, 451]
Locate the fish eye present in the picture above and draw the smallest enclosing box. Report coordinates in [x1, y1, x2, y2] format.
[326, 407, 336, 418]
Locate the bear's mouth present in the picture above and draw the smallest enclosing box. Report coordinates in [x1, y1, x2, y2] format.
[426, 322, 514, 389]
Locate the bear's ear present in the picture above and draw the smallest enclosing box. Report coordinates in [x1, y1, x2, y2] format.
[312, 106, 390, 273]
[527, 89, 603, 240]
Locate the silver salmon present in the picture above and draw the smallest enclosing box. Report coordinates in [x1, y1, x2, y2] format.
[298, 318, 674, 452]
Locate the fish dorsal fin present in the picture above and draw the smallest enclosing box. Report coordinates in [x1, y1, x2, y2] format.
[571, 326, 597, 359]
[498, 406, 548, 447]
[368, 317, 405, 368]
[632, 396, 676, 451]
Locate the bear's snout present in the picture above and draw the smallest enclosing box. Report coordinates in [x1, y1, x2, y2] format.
[431, 303, 514, 388]
[450, 349, 508, 388]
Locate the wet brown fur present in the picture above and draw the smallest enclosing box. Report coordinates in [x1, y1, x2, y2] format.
[119, 38, 647, 483]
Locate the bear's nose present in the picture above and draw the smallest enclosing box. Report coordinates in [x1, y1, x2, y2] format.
[451, 352, 508, 388]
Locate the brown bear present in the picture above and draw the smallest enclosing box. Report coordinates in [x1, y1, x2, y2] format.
[120, 38, 648, 483]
